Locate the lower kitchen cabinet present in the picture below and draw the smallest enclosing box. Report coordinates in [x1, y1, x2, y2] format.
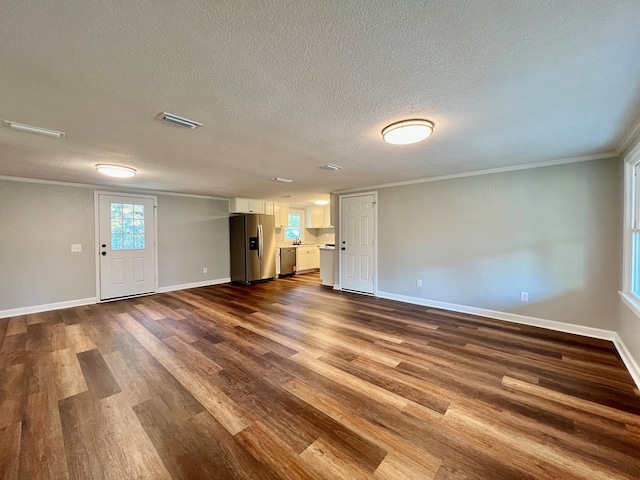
[296, 246, 319, 272]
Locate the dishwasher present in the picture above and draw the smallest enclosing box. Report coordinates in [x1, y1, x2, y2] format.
[279, 247, 296, 276]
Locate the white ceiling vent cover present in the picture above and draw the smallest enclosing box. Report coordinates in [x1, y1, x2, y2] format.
[159, 112, 202, 129]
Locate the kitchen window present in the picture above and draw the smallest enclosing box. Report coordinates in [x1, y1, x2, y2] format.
[285, 209, 304, 242]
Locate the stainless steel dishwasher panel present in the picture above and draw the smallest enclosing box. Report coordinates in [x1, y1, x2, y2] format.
[280, 247, 296, 276]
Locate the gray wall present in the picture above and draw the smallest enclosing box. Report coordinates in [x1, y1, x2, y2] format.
[376, 158, 622, 330]
[0, 181, 96, 309]
[157, 195, 229, 288]
[619, 302, 640, 369]
[0, 179, 230, 311]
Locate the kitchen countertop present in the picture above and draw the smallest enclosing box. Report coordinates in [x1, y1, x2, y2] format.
[277, 244, 325, 248]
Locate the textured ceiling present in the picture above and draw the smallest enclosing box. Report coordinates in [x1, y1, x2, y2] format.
[1, 0, 640, 204]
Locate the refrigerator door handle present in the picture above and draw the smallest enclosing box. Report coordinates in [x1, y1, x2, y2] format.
[258, 224, 263, 259]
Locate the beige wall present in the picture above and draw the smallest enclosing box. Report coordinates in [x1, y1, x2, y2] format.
[376, 158, 622, 330]
[0, 179, 230, 312]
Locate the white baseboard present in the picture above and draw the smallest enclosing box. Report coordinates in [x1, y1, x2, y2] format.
[375, 291, 640, 389]
[158, 277, 230, 293]
[613, 333, 640, 390]
[0, 297, 97, 319]
[376, 291, 616, 340]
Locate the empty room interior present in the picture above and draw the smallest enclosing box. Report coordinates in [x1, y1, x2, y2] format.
[2, 1, 640, 479]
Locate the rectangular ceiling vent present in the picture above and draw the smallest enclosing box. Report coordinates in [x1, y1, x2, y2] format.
[322, 163, 343, 170]
[160, 112, 202, 129]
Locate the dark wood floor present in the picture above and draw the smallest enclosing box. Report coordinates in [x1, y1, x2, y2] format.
[1, 272, 639, 479]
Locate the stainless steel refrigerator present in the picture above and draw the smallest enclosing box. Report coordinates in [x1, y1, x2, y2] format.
[229, 214, 276, 284]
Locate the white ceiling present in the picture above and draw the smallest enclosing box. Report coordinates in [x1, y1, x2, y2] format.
[1, 1, 640, 204]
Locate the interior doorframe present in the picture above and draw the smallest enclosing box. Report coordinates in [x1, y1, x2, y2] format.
[94, 191, 159, 302]
[337, 191, 378, 296]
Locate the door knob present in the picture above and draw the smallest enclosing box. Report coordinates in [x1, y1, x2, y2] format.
[101, 251, 106, 256]
[341, 247, 346, 250]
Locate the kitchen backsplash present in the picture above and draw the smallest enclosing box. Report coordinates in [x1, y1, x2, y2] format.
[275, 227, 335, 246]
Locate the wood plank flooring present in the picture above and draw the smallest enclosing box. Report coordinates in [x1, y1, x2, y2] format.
[1, 272, 640, 479]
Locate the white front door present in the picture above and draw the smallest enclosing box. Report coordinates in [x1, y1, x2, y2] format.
[341, 194, 375, 294]
[97, 193, 156, 301]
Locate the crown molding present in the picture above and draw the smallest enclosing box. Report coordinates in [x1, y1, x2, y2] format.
[333, 152, 618, 194]
[618, 115, 640, 156]
[0, 175, 230, 201]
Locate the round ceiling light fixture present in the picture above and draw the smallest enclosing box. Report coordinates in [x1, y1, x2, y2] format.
[95, 164, 137, 178]
[382, 119, 434, 145]
[314, 200, 329, 205]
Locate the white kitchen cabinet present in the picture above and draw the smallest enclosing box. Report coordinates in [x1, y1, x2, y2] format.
[296, 246, 320, 272]
[229, 198, 265, 214]
[323, 205, 331, 228]
[319, 248, 335, 286]
[265, 201, 274, 215]
[273, 202, 290, 228]
[305, 205, 332, 228]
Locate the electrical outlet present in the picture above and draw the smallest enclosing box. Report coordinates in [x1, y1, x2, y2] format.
[203, 267, 208, 274]
[520, 291, 529, 302]
[416, 279, 422, 287]
[71, 244, 82, 253]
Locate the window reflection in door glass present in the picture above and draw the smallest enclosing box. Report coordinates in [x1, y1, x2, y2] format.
[110, 202, 145, 250]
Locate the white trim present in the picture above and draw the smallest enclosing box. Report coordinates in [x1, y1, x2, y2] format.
[619, 291, 640, 320]
[0, 175, 231, 201]
[613, 332, 640, 390]
[622, 162, 634, 292]
[94, 191, 159, 301]
[338, 191, 378, 295]
[333, 152, 617, 194]
[158, 277, 230, 293]
[618, 115, 640, 156]
[621, 145, 640, 294]
[333, 284, 341, 290]
[0, 297, 96, 319]
[376, 291, 616, 340]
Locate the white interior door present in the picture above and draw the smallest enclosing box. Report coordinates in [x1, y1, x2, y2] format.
[341, 194, 375, 294]
[97, 193, 156, 301]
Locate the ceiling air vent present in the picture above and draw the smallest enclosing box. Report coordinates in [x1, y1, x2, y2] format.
[322, 163, 343, 170]
[159, 112, 202, 129]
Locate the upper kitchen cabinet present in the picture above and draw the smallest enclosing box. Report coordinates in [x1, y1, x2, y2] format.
[229, 198, 265, 214]
[305, 205, 332, 228]
[273, 202, 290, 229]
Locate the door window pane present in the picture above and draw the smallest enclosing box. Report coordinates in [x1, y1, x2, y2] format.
[111, 202, 145, 250]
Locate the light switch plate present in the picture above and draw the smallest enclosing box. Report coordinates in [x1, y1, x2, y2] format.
[71, 244, 82, 253]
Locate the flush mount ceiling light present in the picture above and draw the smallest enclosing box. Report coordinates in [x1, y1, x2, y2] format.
[159, 112, 202, 129]
[382, 119, 434, 145]
[314, 200, 329, 205]
[322, 163, 343, 170]
[96, 164, 137, 178]
[271, 177, 293, 183]
[3, 120, 65, 138]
